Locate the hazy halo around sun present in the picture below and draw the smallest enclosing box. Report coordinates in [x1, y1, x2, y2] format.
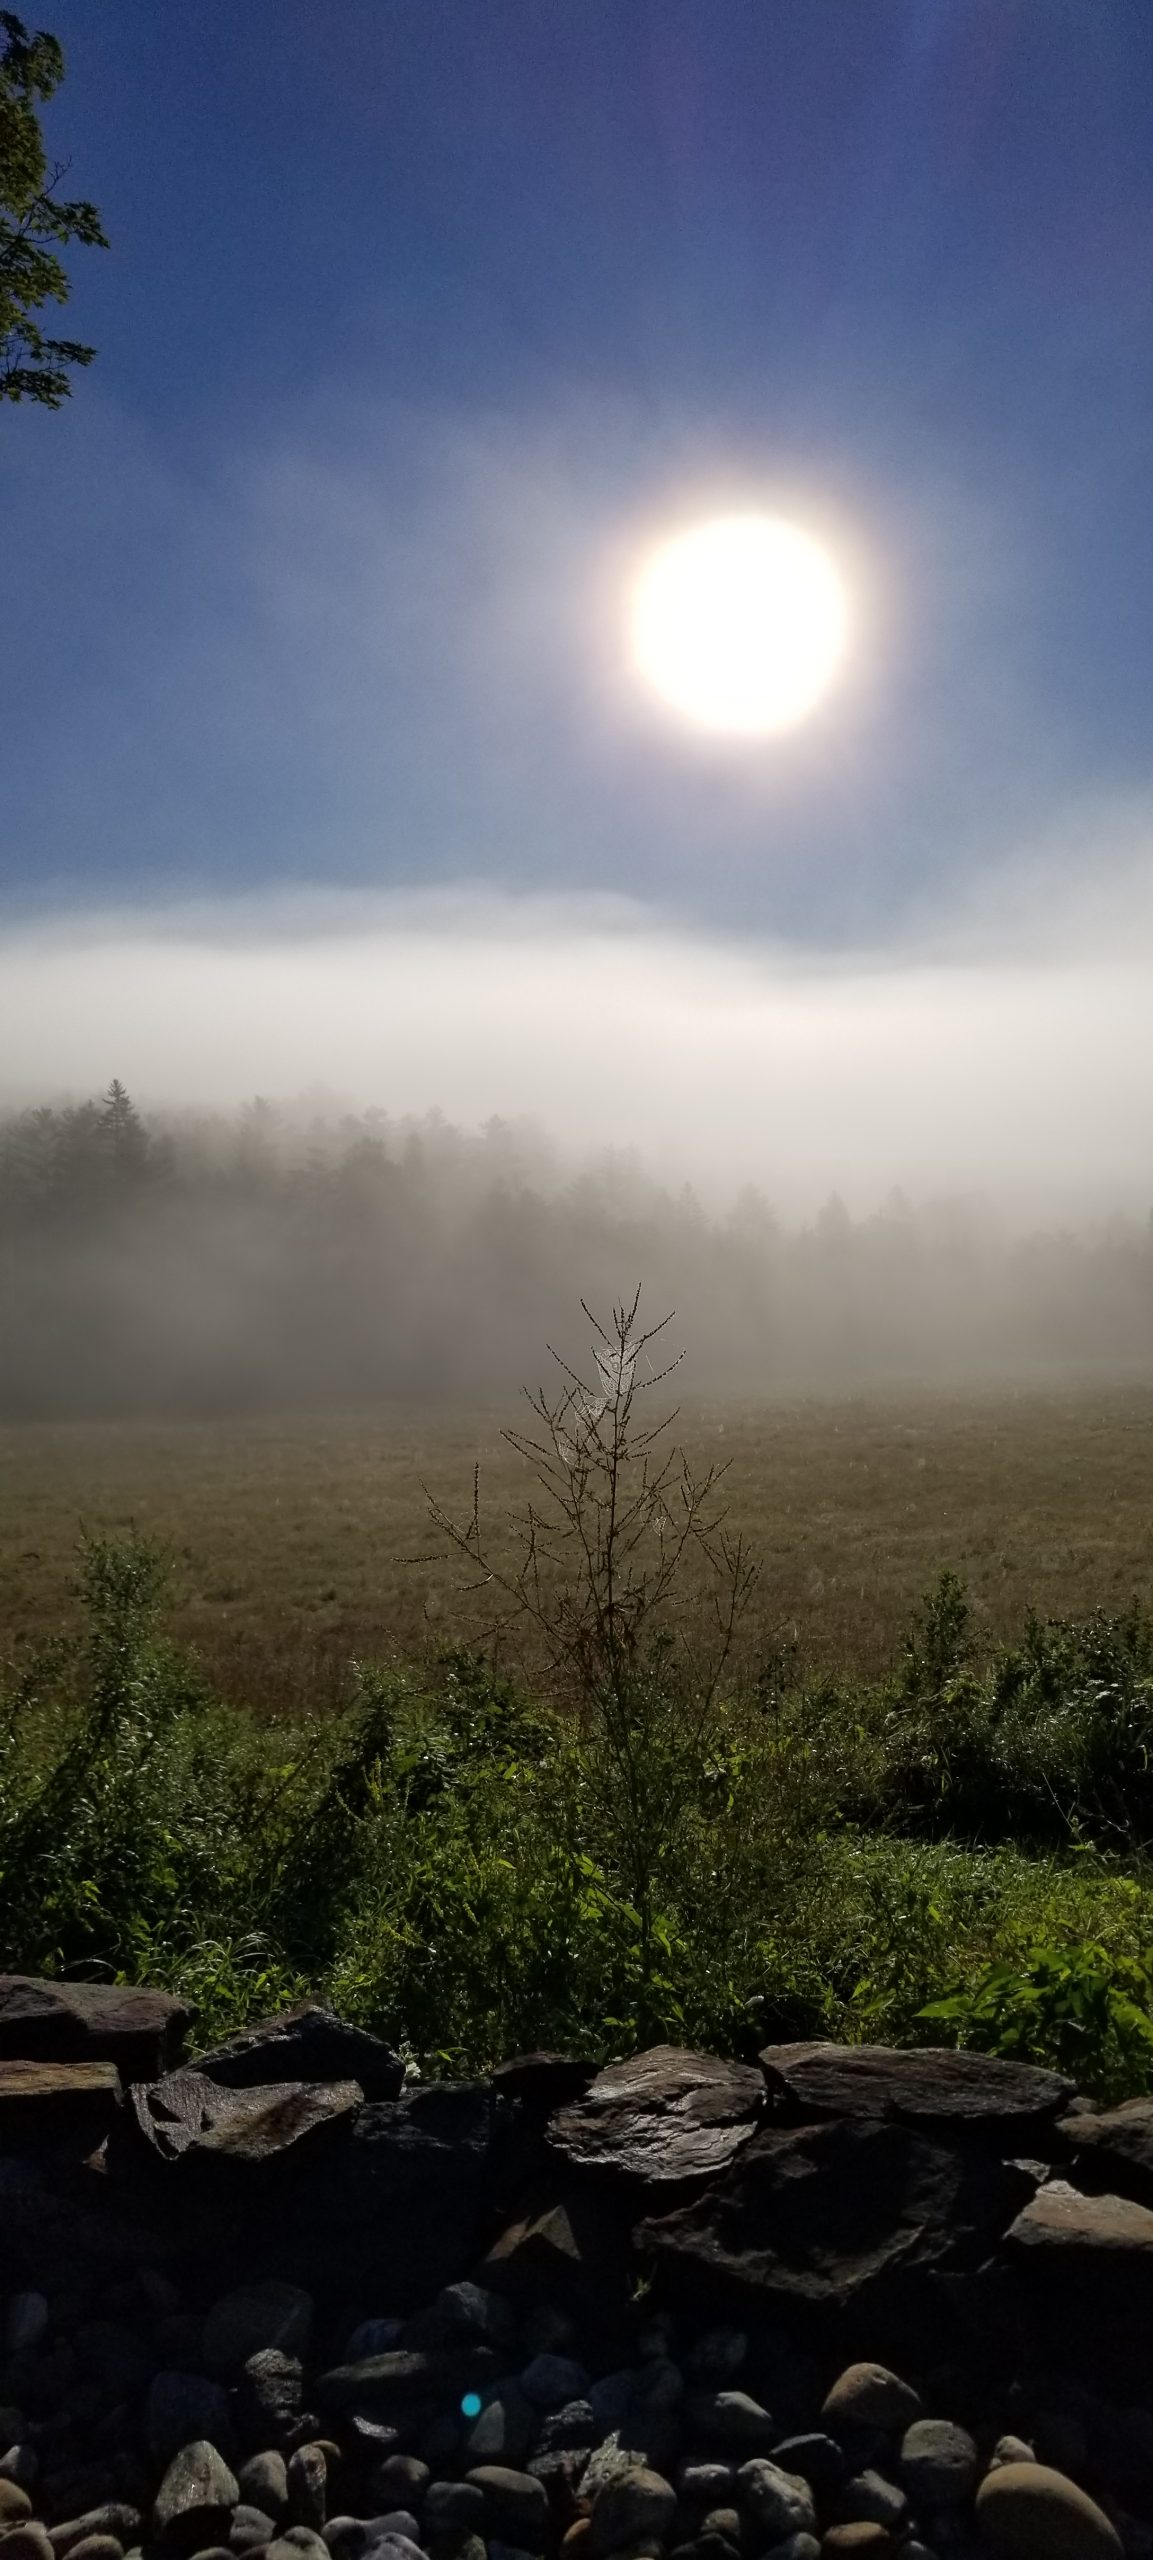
[630, 513, 849, 736]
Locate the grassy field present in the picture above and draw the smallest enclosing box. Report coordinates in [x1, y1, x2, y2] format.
[3, 1383, 1153, 1709]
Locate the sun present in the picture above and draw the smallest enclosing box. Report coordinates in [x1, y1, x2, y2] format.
[630, 512, 849, 736]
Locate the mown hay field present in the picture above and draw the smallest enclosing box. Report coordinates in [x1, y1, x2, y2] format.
[3, 1385, 1153, 1711]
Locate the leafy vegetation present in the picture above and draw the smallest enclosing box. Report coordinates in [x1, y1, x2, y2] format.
[1, 12, 107, 408]
[2, 1518, 1153, 2088]
[3, 1292, 1153, 2090]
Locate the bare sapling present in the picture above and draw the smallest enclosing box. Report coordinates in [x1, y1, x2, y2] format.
[426, 1288, 761, 2029]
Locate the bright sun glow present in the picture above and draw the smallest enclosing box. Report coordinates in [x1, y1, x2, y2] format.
[631, 513, 849, 735]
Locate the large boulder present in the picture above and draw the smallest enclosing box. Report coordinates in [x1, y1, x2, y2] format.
[638, 2116, 1035, 2327]
[128, 2068, 363, 2166]
[0, 2059, 122, 2146]
[1003, 2179, 1153, 2348]
[195, 2002, 404, 2103]
[758, 2043, 1075, 2147]
[282, 2080, 500, 2305]
[1057, 2096, 1153, 2208]
[0, 1975, 189, 2081]
[547, 2045, 765, 2183]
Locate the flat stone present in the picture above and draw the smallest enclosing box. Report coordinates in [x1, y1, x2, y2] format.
[128, 2072, 219, 2162]
[588, 2468, 677, 2557]
[975, 2461, 1122, 2559]
[736, 2460, 816, 2541]
[0, 2061, 122, 2143]
[204, 2077, 362, 2165]
[129, 2072, 361, 2168]
[1058, 2099, 1153, 2209]
[0, 2484, 33, 2526]
[0, 1976, 189, 2081]
[548, 2046, 764, 2184]
[899, 2420, 978, 2507]
[640, 2121, 1033, 2314]
[153, 2442, 239, 2553]
[1005, 2179, 1153, 2324]
[196, 2005, 403, 2104]
[821, 2531, 894, 2559]
[759, 2042, 1074, 2144]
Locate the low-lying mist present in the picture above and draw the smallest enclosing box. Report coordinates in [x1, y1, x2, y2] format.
[2, 1079, 1152, 1418]
[3, 861, 1153, 1221]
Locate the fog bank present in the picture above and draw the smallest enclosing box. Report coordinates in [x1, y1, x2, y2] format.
[1, 1081, 1152, 1418]
[2, 865, 1153, 1219]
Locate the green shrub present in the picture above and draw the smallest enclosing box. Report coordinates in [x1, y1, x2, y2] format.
[920, 1939, 1153, 2101]
[4, 1524, 1153, 2084]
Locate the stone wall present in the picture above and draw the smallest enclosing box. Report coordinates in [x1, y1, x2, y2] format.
[2, 1978, 1153, 2560]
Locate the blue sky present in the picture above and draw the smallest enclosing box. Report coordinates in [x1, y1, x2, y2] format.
[4, 0, 1153, 1206]
[6, 0, 1153, 942]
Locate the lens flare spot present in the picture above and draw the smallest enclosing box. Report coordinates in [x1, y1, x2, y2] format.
[461, 2393, 483, 2420]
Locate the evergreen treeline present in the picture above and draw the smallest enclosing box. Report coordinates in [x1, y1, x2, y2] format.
[1, 1081, 1151, 1415]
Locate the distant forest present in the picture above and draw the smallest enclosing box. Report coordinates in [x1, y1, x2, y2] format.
[1, 1082, 1152, 1415]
